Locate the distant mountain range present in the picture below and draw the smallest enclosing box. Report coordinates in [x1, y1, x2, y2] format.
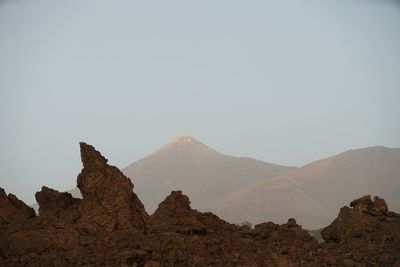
[214, 146, 400, 228]
[67, 136, 400, 229]
[123, 136, 295, 213]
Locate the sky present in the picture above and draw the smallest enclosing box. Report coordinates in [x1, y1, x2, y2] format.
[0, 0, 399, 204]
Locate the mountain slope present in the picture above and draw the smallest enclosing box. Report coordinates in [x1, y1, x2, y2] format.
[215, 146, 400, 229]
[122, 136, 296, 213]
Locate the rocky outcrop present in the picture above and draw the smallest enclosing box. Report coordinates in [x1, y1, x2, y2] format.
[314, 195, 400, 266]
[77, 142, 148, 233]
[0, 188, 35, 227]
[35, 186, 80, 217]
[349, 194, 388, 216]
[1, 143, 399, 266]
[321, 195, 392, 242]
[149, 191, 208, 234]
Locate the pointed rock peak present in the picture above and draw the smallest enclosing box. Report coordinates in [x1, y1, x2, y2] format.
[79, 142, 108, 169]
[157, 190, 191, 211]
[0, 187, 35, 223]
[77, 142, 148, 232]
[150, 191, 206, 234]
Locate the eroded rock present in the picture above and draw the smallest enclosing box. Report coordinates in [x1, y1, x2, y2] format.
[349, 194, 388, 216]
[77, 142, 148, 233]
[35, 186, 80, 217]
[316, 195, 400, 265]
[0, 188, 35, 226]
[149, 191, 205, 234]
[1, 143, 399, 266]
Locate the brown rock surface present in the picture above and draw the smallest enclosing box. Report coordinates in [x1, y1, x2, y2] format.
[0, 143, 399, 266]
[315, 195, 400, 265]
[0, 188, 35, 226]
[35, 186, 80, 217]
[77, 142, 148, 233]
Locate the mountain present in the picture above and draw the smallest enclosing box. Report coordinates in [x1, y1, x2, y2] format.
[62, 139, 399, 230]
[122, 136, 296, 213]
[214, 146, 400, 229]
[5, 143, 400, 266]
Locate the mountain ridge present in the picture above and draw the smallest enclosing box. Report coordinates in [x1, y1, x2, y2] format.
[5, 142, 400, 266]
[123, 136, 295, 214]
[215, 145, 400, 228]
[51, 137, 399, 229]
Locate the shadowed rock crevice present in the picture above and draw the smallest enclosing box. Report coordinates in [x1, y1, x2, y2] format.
[0, 143, 399, 266]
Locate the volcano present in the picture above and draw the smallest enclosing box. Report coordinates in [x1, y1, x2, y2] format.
[122, 136, 295, 213]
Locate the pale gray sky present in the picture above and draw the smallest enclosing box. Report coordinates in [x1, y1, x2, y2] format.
[1, 0, 399, 204]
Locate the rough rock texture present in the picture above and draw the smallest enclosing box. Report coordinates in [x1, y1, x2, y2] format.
[35, 186, 80, 217]
[149, 190, 213, 234]
[315, 195, 400, 266]
[322, 195, 391, 242]
[77, 142, 148, 233]
[1, 143, 399, 266]
[0, 188, 36, 247]
[0, 188, 35, 226]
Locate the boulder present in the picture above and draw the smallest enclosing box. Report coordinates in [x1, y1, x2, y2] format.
[316, 196, 400, 265]
[349, 195, 388, 216]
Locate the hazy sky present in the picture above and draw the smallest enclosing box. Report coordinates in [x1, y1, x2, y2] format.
[1, 0, 399, 204]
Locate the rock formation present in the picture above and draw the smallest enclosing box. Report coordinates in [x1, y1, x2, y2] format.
[77, 142, 148, 233]
[313, 195, 400, 265]
[0, 143, 399, 266]
[0, 188, 35, 226]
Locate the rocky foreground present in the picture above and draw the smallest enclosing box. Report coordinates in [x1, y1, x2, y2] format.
[1, 143, 399, 266]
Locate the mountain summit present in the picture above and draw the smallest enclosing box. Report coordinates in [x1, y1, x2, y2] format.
[123, 136, 295, 213]
[144, 135, 221, 165]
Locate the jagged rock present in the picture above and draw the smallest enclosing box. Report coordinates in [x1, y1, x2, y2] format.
[149, 191, 238, 236]
[368, 196, 388, 216]
[324, 195, 392, 242]
[349, 194, 372, 212]
[35, 186, 80, 217]
[77, 142, 148, 233]
[323, 195, 393, 242]
[0, 188, 35, 226]
[149, 191, 206, 234]
[287, 218, 298, 228]
[1, 143, 399, 266]
[349, 194, 388, 216]
[315, 195, 400, 266]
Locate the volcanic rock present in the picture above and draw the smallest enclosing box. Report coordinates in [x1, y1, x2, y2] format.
[1, 143, 399, 266]
[0, 188, 35, 227]
[35, 186, 80, 217]
[149, 191, 206, 234]
[323, 195, 393, 242]
[349, 194, 388, 216]
[368, 196, 389, 216]
[315, 195, 400, 265]
[77, 142, 148, 233]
